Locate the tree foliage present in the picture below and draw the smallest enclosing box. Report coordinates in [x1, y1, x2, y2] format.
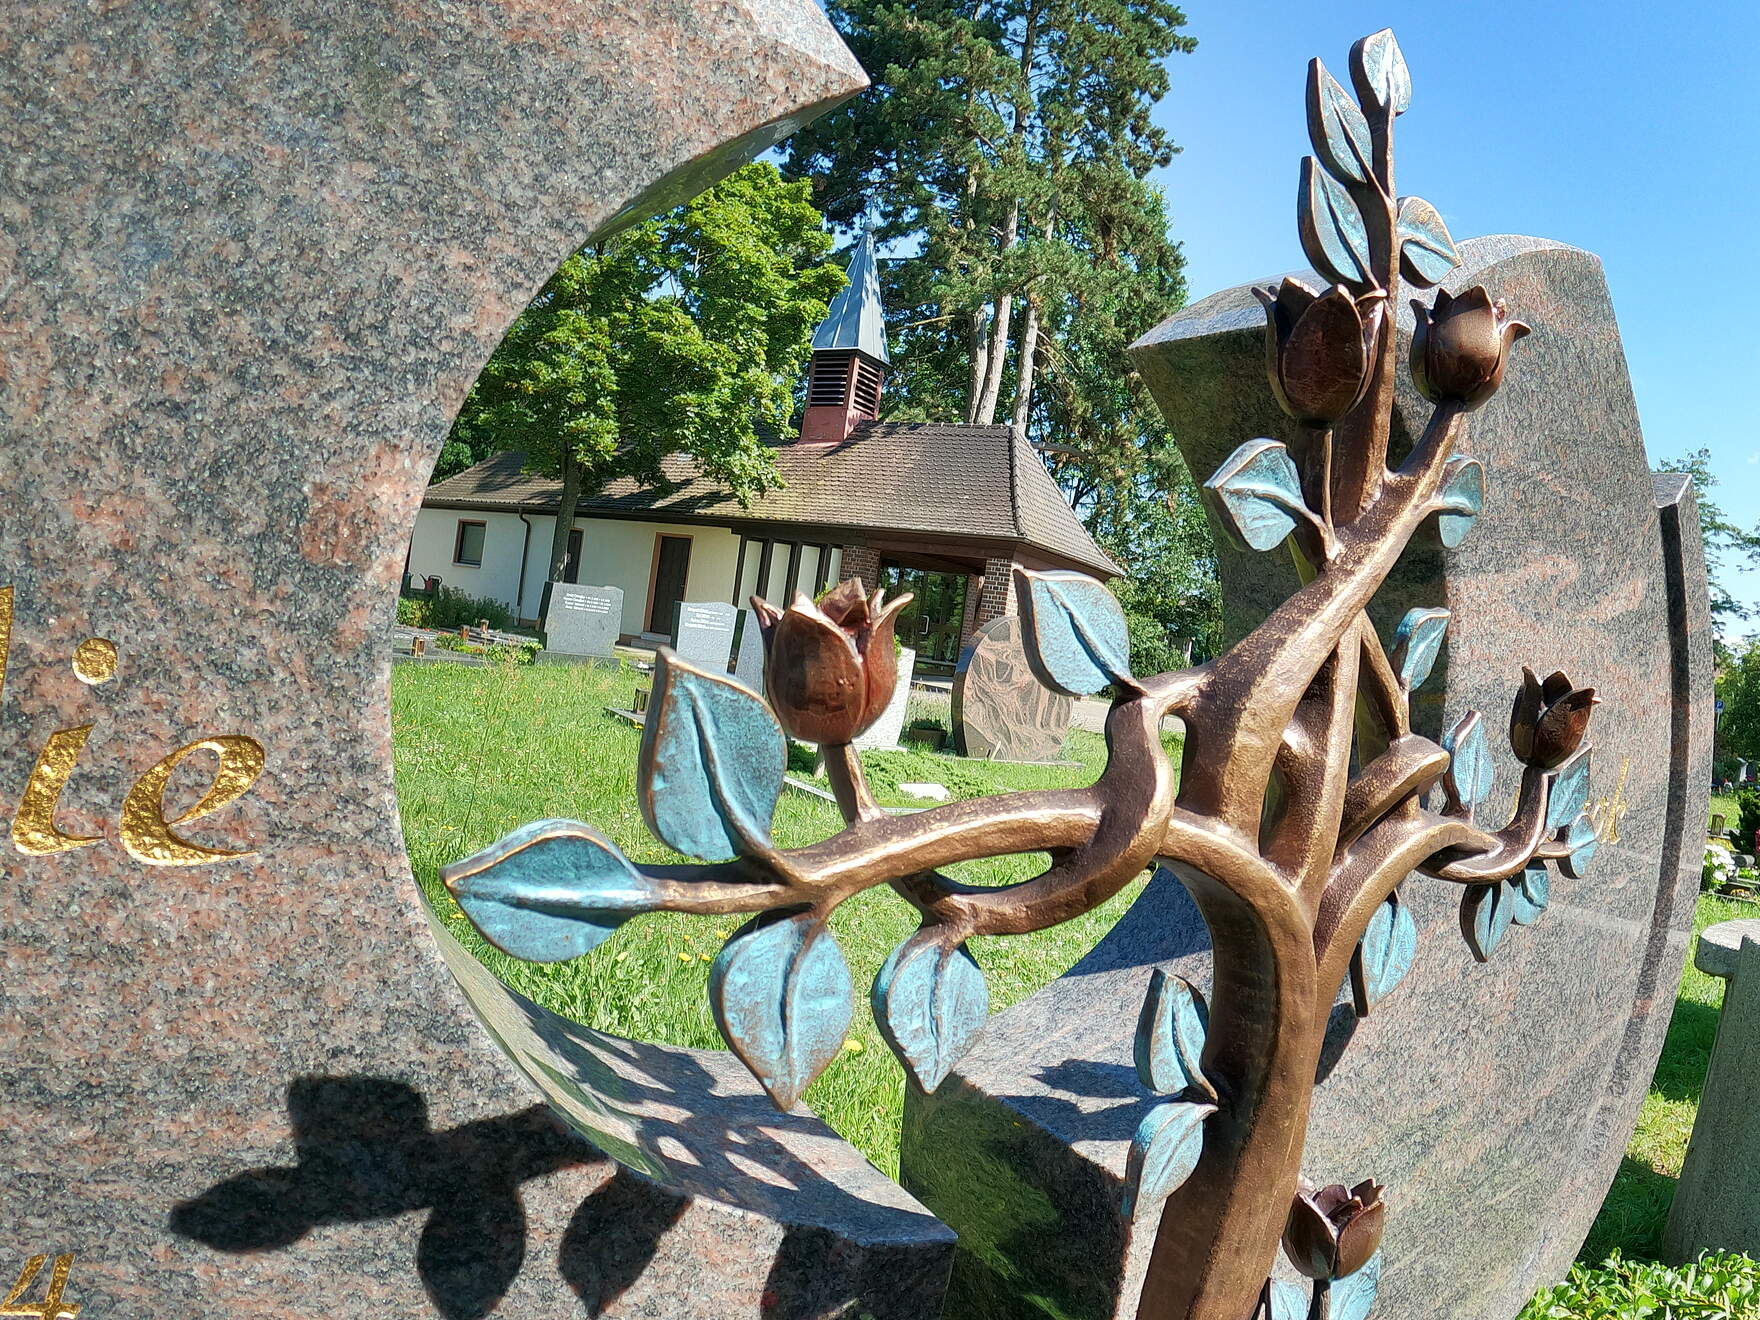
[1658, 448, 1760, 638]
[443, 163, 844, 590]
[780, 0, 1216, 653]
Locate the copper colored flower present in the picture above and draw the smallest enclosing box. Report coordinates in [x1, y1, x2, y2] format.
[1283, 1178, 1386, 1280]
[1410, 286, 1530, 410]
[751, 579, 911, 746]
[1509, 666, 1599, 769]
[1253, 278, 1384, 427]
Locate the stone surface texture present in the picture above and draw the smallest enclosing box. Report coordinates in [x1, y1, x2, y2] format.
[733, 608, 767, 693]
[852, 645, 914, 751]
[952, 615, 1074, 762]
[903, 237, 1711, 1320]
[1666, 923, 1760, 1261]
[546, 583, 623, 658]
[0, 4, 975, 1316]
[672, 600, 738, 672]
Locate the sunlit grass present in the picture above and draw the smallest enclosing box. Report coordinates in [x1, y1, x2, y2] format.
[392, 658, 1154, 1177]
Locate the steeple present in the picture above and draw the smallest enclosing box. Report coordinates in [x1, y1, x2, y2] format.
[800, 232, 889, 444]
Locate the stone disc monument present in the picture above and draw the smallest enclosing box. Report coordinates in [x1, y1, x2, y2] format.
[0, 3, 977, 1316]
[901, 236, 1710, 1319]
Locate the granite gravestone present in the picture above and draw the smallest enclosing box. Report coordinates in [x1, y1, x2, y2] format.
[903, 238, 1711, 1319]
[0, 3, 973, 1316]
[672, 601, 738, 673]
[953, 615, 1075, 762]
[547, 583, 623, 658]
[1665, 920, 1760, 1262]
[853, 645, 915, 752]
[732, 608, 767, 693]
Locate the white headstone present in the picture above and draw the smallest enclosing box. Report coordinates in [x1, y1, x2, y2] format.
[673, 600, 737, 672]
[733, 608, 767, 692]
[853, 645, 914, 751]
[546, 583, 622, 657]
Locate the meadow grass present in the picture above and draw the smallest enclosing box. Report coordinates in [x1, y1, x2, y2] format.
[393, 658, 1741, 1267]
[392, 658, 1153, 1177]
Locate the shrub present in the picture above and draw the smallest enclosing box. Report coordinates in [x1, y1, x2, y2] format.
[424, 587, 515, 633]
[397, 595, 430, 627]
[1739, 789, 1760, 853]
[1519, 1251, 1760, 1319]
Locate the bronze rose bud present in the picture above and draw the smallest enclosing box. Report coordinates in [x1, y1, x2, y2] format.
[1410, 286, 1530, 410]
[751, 579, 911, 746]
[1253, 278, 1384, 427]
[1283, 1178, 1386, 1280]
[1509, 666, 1599, 769]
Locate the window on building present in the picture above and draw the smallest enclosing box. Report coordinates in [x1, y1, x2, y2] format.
[453, 520, 486, 567]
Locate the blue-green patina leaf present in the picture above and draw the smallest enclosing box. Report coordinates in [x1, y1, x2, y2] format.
[1206, 439, 1307, 553]
[873, 933, 989, 1093]
[640, 650, 784, 861]
[1547, 748, 1592, 831]
[1123, 1098, 1215, 1218]
[1442, 711, 1494, 809]
[445, 819, 657, 963]
[1435, 457, 1485, 549]
[1268, 1279, 1311, 1320]
[1510, 865, 1551, 926]
[1133, 968, 1212, 1098]
[1332, 1252, 1384, 1320]
[1018, 570, 1134, 697]
[1352, 28, 1411, 114]
[1299, 157, 1372, 289]
[1361, 893, 1418, 1006]
[1397, 196, 1461, 287]
[710, 910, 852, 1110]
[1462, 882, 1515, 962]
[1560, 812, 1600, 879]
[1307, 59, 1374, 184]
[1391, 607, 1450, 691]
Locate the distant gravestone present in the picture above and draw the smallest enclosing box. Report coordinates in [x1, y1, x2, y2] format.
[672, 600, 737, 672]
[546, 582, 622, 658]
[1666, 921, 1760, 1262]
[905, 237, 1711, 1320]
[952, 615, 1073, 762]
[853, 645, 915, 752]
[732, 607, 767, 693]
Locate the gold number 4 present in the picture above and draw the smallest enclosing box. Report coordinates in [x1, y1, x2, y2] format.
[0, 1255, 78, 1320]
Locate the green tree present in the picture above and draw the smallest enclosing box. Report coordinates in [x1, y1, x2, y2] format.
[445, 163, 844, 594]
[1658, 448, 1760, 639]
[1717, 639, 1760, 766]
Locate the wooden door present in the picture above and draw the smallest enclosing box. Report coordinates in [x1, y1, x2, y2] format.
[648, 535, 692, 635]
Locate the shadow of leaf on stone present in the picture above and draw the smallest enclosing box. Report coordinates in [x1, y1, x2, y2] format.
[168, 1075, 595, 1320]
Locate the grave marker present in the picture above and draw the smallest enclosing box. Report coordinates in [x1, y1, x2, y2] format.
[952, 615, 1074, 762]
[672, 601, 738, 673]
[852, 645, 915, 752]
[904, 236, 1711, 1319]
[732, 608, 767, 693]
[546, 583, 623, 658]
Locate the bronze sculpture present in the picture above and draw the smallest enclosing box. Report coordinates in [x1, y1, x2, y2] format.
[441, 29, 1600, 1320]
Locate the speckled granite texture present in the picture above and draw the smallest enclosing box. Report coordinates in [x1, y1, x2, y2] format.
[0, 4, 966, 1316]
[901, 238, 1711, 1320]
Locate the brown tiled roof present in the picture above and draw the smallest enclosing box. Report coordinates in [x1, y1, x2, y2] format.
[421, 422, 1120, 577]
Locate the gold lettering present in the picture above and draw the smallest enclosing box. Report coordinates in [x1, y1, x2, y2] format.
[1591, 757, 1633, 844]
[0, 1254, 79, 1320]
[11, 726, 102, 856]
[120, 735, 266, 865]
[0, 586, 10, 702]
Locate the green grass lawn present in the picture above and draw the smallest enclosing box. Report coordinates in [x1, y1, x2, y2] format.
[393, 658, 1155, 1177]
[393, 657, 1750, 1294]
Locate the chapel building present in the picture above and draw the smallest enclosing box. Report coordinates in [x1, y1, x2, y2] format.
[405, 234, 1118, 670]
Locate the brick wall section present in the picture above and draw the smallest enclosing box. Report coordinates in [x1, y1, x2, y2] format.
[973, 554, 1017, 629]
[839, 544, 880, 591]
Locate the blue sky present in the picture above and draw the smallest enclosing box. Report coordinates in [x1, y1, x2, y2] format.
[1146, 2, 1760, 625]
